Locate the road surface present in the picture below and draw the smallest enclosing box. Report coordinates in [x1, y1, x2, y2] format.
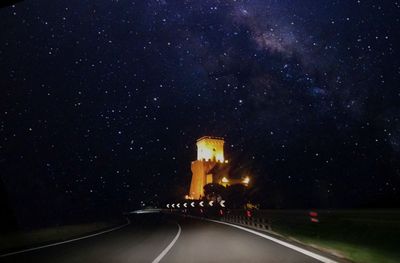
[0, 212, 340, 263]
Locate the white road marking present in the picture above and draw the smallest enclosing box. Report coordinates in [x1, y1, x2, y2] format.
[0, 218, 131, 258]
[206, 219, 338, 263]
[152, 223, 181, 263]
[129, 209, 161, 214]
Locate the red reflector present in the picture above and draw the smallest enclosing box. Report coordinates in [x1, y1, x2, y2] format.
[309, 211, 318, 217]
[219, 209, 224, 216]
[246, 210, 252, 218]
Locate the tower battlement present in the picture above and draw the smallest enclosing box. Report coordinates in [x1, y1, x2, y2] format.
[196, 136, 225, 163]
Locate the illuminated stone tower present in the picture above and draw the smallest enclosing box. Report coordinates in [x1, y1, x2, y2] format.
[188, 136, 225, 199]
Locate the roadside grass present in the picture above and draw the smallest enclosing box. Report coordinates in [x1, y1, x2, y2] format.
[291, 237, 399, 263]
[0, 221, 116, 253]
[259, 210, 400, 263]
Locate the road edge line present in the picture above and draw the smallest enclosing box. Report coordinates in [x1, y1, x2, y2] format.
[204, 218, 337, 263]
[152, 223, 181, 263]
[0, 218, 131, 258]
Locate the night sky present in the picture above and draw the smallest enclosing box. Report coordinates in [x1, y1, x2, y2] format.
[1, 1, 399, 226]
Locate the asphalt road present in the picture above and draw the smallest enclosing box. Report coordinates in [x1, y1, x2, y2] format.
[0, 213, 338, 263]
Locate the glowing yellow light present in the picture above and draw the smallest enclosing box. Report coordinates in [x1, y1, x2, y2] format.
[221, 177, 229, 183]
[243, 176, 250, 184]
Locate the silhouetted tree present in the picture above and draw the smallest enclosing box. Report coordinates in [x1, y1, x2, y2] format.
[203, 183, 226, 201]
[0, 179, 18, 233]
[226, 184, 247, 209]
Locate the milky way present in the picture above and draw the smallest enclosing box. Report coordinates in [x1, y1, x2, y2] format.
[0, 0, 399, 225]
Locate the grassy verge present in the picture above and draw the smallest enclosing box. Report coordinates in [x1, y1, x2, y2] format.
[0, 221, 118, 253]
[289, 236, 399, 263]
[257, 210, 400, 263]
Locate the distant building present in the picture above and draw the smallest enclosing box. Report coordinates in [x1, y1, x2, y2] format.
[187, 136, 249, 200]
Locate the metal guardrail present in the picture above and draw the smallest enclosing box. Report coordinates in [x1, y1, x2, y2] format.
[222, 214, 272, 231]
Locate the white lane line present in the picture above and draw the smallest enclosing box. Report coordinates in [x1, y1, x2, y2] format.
[0, 218, 131, 258]
[152, 223, 181, 263]
[206, 219, 337, 263]
[127, 209, 162, 214]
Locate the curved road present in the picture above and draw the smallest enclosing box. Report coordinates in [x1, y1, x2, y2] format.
[0, 213, 340, 263]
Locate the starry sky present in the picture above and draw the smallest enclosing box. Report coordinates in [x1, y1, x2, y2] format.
[1, 0, 399, 226]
